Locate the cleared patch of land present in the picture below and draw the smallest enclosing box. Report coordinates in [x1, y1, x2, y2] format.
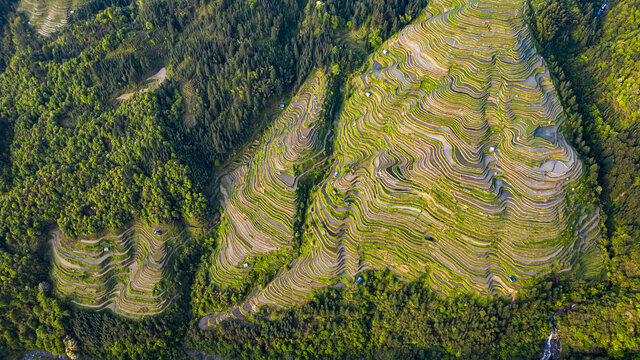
[117, 67, 168, 101]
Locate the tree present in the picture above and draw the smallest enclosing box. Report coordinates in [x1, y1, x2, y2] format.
[331, 64, 340, 76]
[369, 28, 383, 48]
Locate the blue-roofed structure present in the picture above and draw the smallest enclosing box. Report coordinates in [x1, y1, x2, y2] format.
[509, 275, 516, 282]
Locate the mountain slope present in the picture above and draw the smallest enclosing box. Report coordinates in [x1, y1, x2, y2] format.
[51, 226, 195, 318]
[201, 0, 604, 327]
[198, 72, 330, 325]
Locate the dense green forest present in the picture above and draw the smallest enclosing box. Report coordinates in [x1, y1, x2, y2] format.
[528, 0, 640, 356]
[0, 0, 430, 358]
[0, 0, 639, 359]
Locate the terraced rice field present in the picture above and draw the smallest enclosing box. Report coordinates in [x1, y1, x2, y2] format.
[20, 0, 86, 36]
[199, 72, 330, 325]
[201, 0, 604, 327]
[51, 226, 195, 318]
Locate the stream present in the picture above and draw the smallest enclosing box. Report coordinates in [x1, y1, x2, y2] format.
[540, 303, 578, 360]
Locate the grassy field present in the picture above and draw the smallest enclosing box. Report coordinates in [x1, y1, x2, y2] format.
[199, 0, 605, 328]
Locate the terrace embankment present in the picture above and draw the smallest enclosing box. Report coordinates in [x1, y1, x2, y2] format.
[51, 226, 194, 318]
[201, 0, 604, 327]
[199, 71, 330, 325]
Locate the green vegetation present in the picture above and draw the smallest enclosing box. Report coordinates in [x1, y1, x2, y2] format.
[0, 0, 638, 359]
[194, 71, 332, 325]
[67, 229, 210, 359]
[195, 0, 604, 328]
[188, 271, 610, 360]
[0, 0, 428, 358]
[527, 0, 640, 356]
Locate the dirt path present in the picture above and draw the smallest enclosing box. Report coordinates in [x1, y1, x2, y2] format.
[117, 67, 167, 100]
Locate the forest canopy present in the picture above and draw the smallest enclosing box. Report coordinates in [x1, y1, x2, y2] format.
[0, 0, 639, 359]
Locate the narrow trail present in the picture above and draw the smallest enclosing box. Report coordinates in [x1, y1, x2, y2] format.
[117, 67, 167, 100]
